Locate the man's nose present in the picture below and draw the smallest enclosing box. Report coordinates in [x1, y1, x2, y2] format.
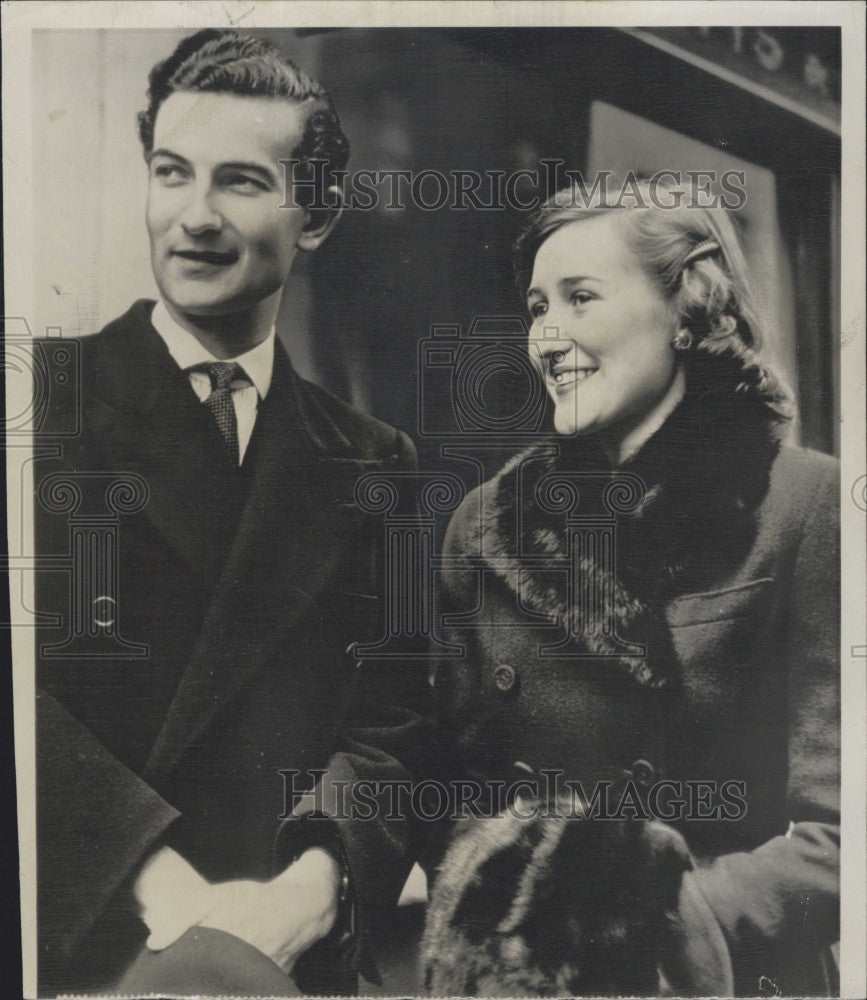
[179, 184, 223, 235]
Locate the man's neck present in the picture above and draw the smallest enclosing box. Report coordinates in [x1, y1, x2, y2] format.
[162, 292, 281, 360]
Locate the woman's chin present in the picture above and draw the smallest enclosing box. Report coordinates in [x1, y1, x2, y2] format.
[553, 412, 595, 438]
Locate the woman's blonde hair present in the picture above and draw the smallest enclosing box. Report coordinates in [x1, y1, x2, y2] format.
[514, 176, 794, 421]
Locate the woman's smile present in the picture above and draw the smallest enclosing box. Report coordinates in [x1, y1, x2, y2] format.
[549, 365, 599, 390]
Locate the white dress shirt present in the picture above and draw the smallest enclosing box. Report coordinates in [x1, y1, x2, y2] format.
[150, 299, 275, 464]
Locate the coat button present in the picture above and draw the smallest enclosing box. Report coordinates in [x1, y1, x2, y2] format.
[630, 759, 656, 787]
[493, 664, 517, 692]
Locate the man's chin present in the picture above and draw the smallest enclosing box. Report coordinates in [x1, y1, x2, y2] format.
[158, 280, 281, 321]
[170, 302, 241, 319]
[161, 292, 253, 321]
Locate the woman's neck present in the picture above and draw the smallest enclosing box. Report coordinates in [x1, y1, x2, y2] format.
[600, 365, 687, 467]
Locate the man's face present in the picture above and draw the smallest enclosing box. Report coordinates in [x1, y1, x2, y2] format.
[146, 91, 314, 318]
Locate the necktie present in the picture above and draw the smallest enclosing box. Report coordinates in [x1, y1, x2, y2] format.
[197, 361, 248, 461]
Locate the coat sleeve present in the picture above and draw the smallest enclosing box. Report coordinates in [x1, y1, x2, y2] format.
[37, 691, 179, 973]
[690, 456, 840, 979]
[275, 428, 434, 979]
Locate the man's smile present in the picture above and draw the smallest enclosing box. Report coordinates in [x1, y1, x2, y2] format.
[170, 249, 240, 266]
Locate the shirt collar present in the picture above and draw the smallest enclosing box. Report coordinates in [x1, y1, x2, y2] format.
[150, 299, 275, 400]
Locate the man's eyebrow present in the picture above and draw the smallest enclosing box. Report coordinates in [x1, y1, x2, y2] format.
[219, 161, 278, 185]
[147, 151, 277, 186]
[147, 147, 190, 166]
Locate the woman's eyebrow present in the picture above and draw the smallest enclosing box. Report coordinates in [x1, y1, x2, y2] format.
[559, 274, 605, 287]
[526, 274, 606, 302]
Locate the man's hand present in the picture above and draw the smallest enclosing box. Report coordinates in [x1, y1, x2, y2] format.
[132, 846, 214, 951]
[132, 846, 340, 973]
[200, 848, 340, 973]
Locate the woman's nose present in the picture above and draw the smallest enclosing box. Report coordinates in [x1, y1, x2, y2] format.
[529, 339, 573, 378]
[529, 309, 572, 350]
[529, 300, 571, 341]
[179, 185, 222, 235]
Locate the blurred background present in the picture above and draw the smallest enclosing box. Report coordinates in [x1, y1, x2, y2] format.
[33, 26, 841, 469]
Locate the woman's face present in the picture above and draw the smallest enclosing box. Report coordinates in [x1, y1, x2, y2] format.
[526, 214, 685, 455]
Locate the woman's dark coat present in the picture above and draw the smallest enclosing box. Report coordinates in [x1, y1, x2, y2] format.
[433, 386, 839, 997]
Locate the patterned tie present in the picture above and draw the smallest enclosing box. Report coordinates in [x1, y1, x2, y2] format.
[197, 361, 247, 461]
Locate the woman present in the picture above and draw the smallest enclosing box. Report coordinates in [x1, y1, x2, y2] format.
[423, 179, 839, 997]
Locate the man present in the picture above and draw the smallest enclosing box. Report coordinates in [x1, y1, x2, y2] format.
[35, 29, 428, 996]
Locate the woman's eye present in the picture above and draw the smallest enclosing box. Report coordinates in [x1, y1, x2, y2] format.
[570, 291, 594, 306]
[529, 302, 548, 319]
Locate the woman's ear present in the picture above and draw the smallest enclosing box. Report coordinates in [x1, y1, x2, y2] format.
[297, 185, 344, 252]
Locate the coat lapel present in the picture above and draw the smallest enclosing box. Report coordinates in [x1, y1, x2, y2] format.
[144, 342, 395, 786]
[86, 302, 247, 589]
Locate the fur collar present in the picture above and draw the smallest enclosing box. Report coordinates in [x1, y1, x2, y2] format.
[471, 385, 786, 689]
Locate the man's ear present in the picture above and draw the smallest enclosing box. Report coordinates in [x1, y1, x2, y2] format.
[297, 185, 343, 253]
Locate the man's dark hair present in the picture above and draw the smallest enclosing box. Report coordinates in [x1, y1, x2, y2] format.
[137, 29, 349, 201]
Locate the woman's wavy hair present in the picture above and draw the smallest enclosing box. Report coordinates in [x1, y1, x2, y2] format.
[137, 29, 349, 206]
[514, 175, 794, 424]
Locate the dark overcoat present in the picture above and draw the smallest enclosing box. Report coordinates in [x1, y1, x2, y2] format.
[433, 385, 839, 997]
[34, 300, 430, 993]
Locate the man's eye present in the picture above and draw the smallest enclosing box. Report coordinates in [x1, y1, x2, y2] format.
[529, 302, 548, 319]
[153, 164, 187, 183]
[225, 175, 266, 192]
